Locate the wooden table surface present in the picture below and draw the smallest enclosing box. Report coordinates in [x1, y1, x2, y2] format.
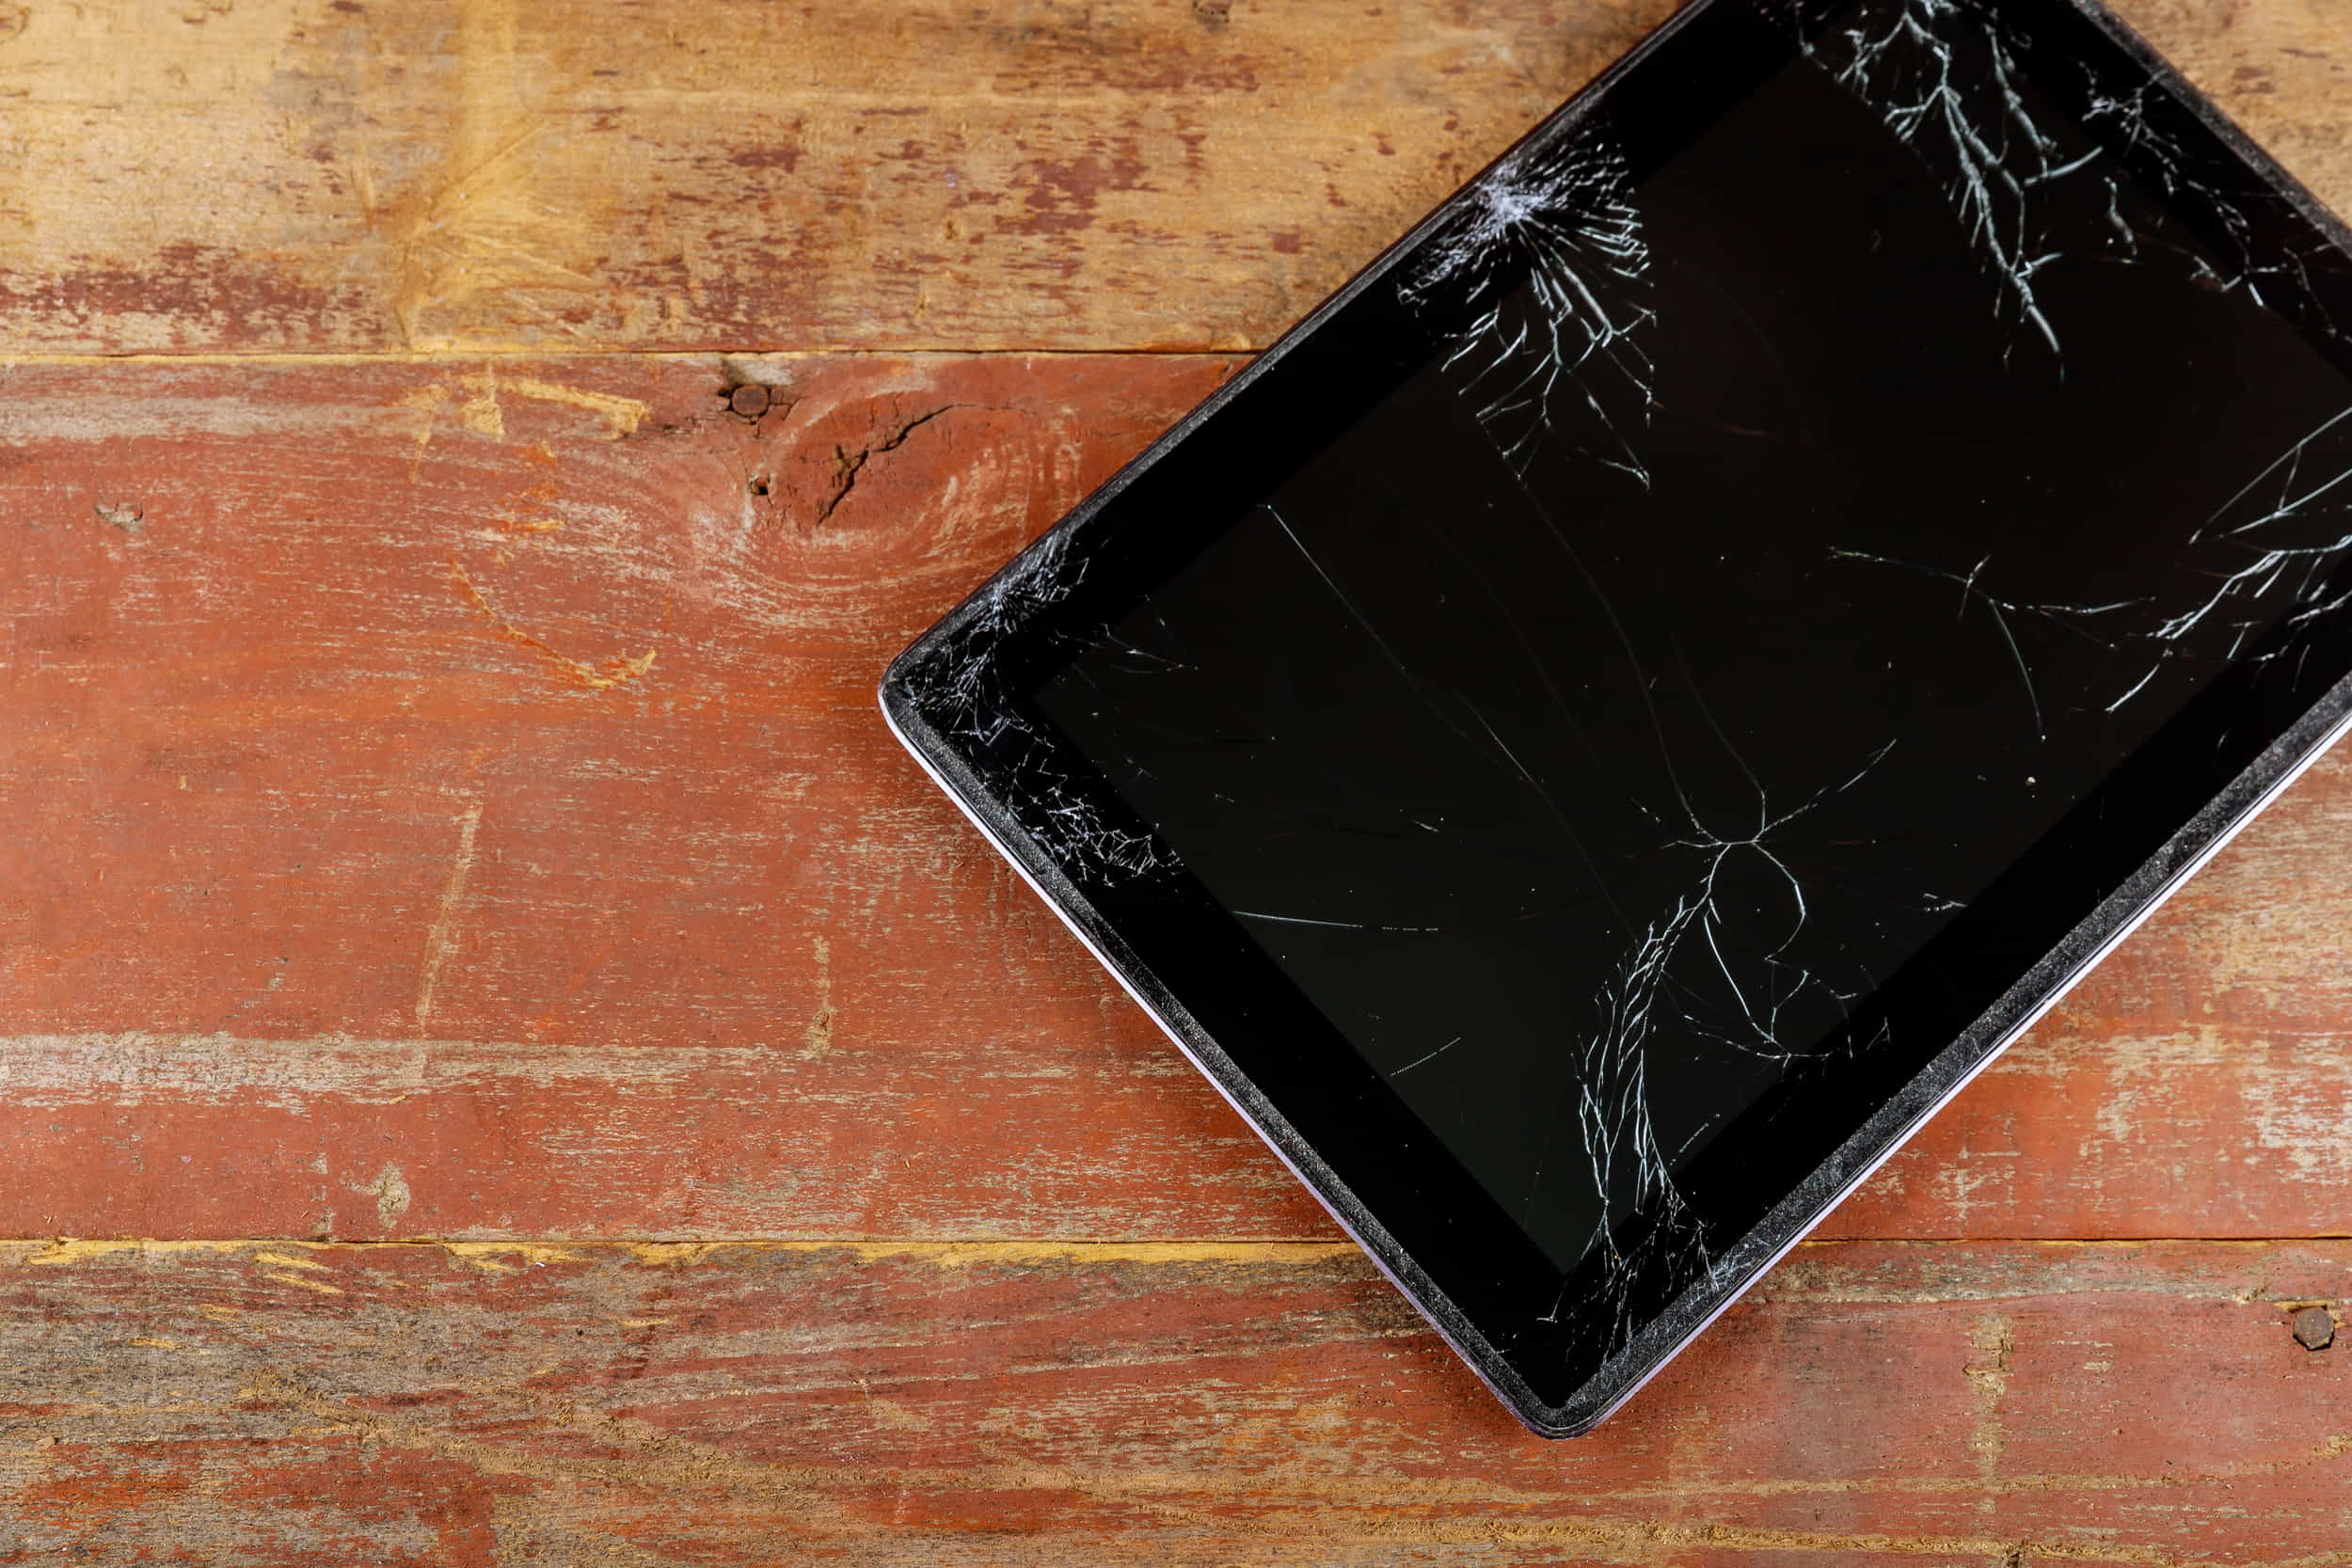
[4, 1, 2351, 1562]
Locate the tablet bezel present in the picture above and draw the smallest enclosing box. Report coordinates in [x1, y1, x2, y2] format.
[880, 0, 2352, 1435]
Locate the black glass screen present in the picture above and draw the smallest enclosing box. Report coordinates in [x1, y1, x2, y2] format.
[893, 0, 2352, 1416]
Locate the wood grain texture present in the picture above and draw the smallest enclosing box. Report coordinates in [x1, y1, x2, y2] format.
[4, 1239, 2350, 1565]
[1, 354, 2350, 1244]
[7, 0, 2352, 1557]
[0, 0, 1673, 355]
[0, 0, 2340, 355]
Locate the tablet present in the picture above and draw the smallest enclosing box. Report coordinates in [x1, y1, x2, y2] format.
[880, 0, 2352, 1435]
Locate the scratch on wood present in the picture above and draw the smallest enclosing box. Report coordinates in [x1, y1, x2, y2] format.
[261, 1270, 346, 1295]
[414, 799, 485, 1033]
[446, 560, 658, 691]
[802, 933, 836, 1057]
[394, 383, 449, 481]
[438, 1241, 588, 1271]
[250, 1249, 330, 1272]
[499, 372, 649, 436]
[1965, 1312, 2015, 1487]
[443, 366, 651, 441]
[459, 369, 505, 437]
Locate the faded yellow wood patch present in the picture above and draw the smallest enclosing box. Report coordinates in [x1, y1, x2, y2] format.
[0, 0, 2343, 355]
[0, 0, 1666, 354]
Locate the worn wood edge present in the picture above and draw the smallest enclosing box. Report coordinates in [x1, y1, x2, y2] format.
[2, 1237, 2334, 1259]
[0, 348, 1242, 366]
[1, 1238, 1366, 1266]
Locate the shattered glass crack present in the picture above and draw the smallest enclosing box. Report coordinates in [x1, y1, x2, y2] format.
[905, 0, 2352, 1386]
[1798, 0, 2118, 358]
[902, 529, 1183, 883]
[1398, 119, 1659, 486]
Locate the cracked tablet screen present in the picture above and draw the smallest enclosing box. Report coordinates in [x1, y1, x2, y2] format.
[1027, 0, 2352, 1295]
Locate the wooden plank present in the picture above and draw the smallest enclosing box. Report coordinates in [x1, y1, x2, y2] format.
[2, 354, 2351, 1244]
[0, 0, 2342, 355]
[0, 351, 1324, 1241]
[3, 1238, 2349, 1563]
[0, 0, 1673, 356]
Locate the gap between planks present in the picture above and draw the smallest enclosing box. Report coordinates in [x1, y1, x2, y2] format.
[0, 346, 1255, 368]
[6, 1236, 2346, 1264]
[2, 1238, 1369, 1268]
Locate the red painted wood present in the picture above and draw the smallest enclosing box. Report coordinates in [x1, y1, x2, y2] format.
[2, 1239, 2346, 1563]
[1, 356, 2349, 1244]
